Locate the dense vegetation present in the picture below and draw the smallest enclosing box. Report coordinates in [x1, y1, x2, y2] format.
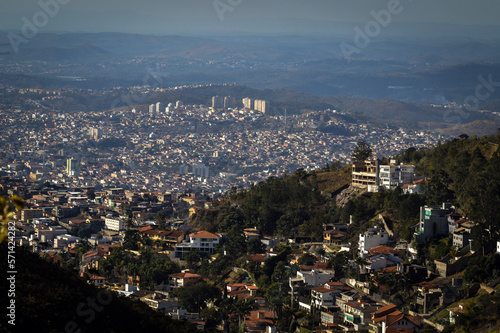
[192, 133, 500, 278]
[99, 246, 179, 289]
[193, 169, 335, 240]
[398, 133, 500, 253]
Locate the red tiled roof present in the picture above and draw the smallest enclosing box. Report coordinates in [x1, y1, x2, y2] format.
[368, 245, 397, 255]
[189, 231, 220, 238]
[373, 310, 403, 323]
[386, 328, 415, 333]
[386, 312, 405, 326]
[169, 272, 202, 279]
[381, 266, 398, 273]
[325, 281, 344, 286]
[372, 304, 398, 318]
[312, 286, 331, 293]
[247, 254, 267, 262]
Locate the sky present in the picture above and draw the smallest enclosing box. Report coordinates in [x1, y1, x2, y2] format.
[1, 0, 499, 36]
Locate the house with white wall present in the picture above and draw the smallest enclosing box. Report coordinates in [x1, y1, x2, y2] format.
[359, 227, 389, 257]
[174, 231, 222, 259]
[414, 203, 453, 243]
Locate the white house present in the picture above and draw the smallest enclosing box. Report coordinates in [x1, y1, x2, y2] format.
[311, 281, 347, 309]
[362, 253, 397, 273]
[174, 231, 221, 259]
[378, 161, 415, 191]
[359, 227, 389, 257]
[54, 234, 81, 248]
[296, 269, 332, 287]
[311, 286, 337, 309]
[35, 225, 68, 245]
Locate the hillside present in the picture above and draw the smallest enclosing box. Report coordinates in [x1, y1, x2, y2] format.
[315, 165, 352, 194]
[434, 119, 500, 137]
[0, 243, 197, 333]
[193, 132, 500, 246]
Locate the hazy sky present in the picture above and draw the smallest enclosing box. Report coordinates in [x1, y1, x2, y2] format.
[1, 0, 499, 36]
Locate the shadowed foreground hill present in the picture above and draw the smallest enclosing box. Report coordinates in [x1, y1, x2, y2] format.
[0, 243, 197, 333]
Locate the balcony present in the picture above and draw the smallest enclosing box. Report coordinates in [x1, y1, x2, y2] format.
[344, 313, 361, 324]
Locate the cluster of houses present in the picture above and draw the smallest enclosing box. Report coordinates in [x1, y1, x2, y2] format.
[8, 172, 500, 332]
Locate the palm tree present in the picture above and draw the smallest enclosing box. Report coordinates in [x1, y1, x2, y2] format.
[233, 299, 254, 332]
[354, 256, 368, 275]
[394, 272, 413, 299]
[315, 246, 326, 259]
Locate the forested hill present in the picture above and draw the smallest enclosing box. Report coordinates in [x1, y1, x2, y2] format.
[192, 133, 500, 250]
[402, 133, 500, 249]
[0, 243, 198, 333]
[192, 163, 351, 240]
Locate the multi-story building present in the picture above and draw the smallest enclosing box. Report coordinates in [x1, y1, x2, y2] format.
[224, 96, 236, 109]
[174, 231, 222, 259]
[192, 163, 209, 179]
[178, 164, 189, 175]
[54, 234, 81, 248]
[35, 225, 68, 244]
[21, 208, 43, 222]
[88, 127, 101, 141]
[212, 96, 224, 109]
[359, 227, 389, 257]
[353, 160, 416, 192]
[342, 300, 379, 332]
[352, 160, 379, 189]
[66, 158, 80, 177]
[254, 99, 268, 113]
[155, 102, 163, 113]
[414, 203, 453, 243]
[168, 271, 202, 291]
[378, 160, 415, 190]
[311, 281, 346, 309]
[242, 97, 253, 109]
[296, 269, 332, 287]
[105, 217, 126, 231]
[452, 221, 476, 249]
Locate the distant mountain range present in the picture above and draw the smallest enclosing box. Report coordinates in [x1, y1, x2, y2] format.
[1, 32, 499, 103]
[0, 31, 499, 134]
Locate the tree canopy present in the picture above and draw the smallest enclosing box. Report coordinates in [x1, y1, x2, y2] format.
[351, 140, 373, 161]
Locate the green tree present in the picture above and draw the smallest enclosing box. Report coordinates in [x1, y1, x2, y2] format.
[186, 249, 208, 271]
[176, 281, 221, 313]
[352, 141, 372, 161]
[247, 238, 266, 254]
[0, 195, 24, 243]
[327, 251, 349, 277]
[297, 253, 316, 266]
[123, 229, 140, 250]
